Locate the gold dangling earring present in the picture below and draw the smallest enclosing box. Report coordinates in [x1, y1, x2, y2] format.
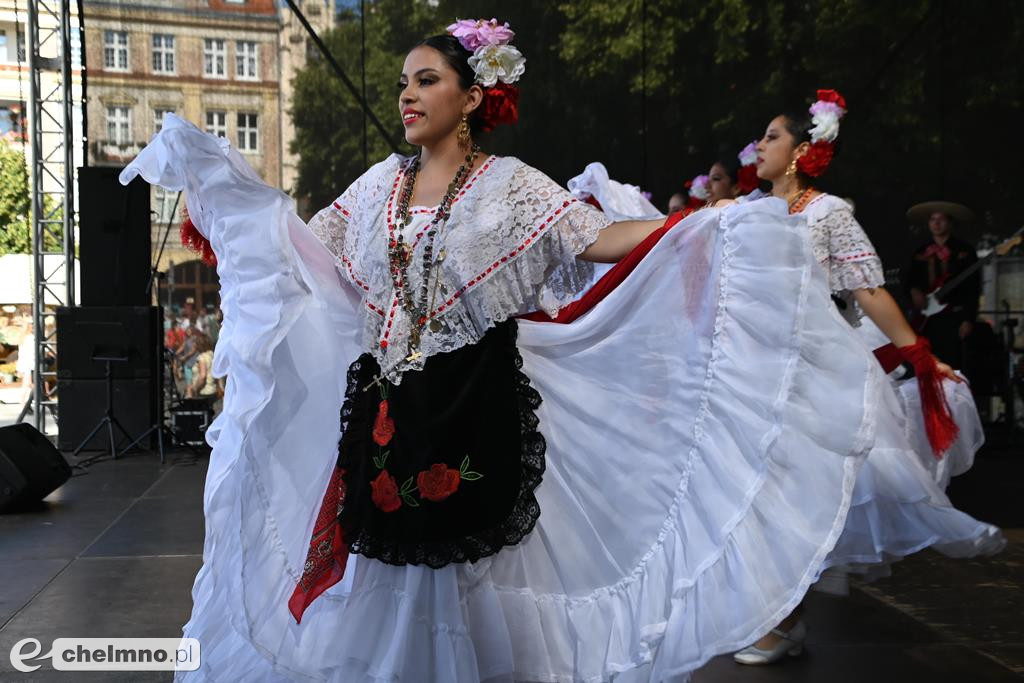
[457, 115, 471, 152]
[786, 158, 798, 177]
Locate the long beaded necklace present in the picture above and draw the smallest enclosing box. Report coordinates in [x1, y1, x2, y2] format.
[387, 144, 480, 354]
[787, 187, 817, 214]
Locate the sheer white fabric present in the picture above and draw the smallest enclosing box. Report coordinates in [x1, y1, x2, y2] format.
[570, 169, 1001, 589]
[567, 162, 664, 222]
[123, 116, 891, 682]
[801, 193, 886, 326]
[307, 155, 609, 383]
[856, 318, 983, 490]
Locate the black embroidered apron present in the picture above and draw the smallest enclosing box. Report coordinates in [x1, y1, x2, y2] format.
[336, 320, 545, 568]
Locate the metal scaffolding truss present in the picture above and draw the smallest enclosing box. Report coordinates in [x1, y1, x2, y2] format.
[27, 0, 77, 434]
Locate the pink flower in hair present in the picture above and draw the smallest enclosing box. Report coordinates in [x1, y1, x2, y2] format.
[447, 18, 515, 52]
[737, 141, 758, 167]
[688, 174, 710, 201]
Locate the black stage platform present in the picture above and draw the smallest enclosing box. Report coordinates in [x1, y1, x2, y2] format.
[0, 442, 1020, 681]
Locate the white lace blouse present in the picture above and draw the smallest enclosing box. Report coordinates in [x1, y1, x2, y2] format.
[307, 154, 611, 381]
[800, 193, 885, 326]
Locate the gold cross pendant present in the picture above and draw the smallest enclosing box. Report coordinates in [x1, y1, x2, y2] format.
[362, 373, 386, 393]
[361, 351, 423, 393]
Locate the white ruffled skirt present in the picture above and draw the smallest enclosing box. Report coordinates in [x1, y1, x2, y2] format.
[123, 118, 998, 683]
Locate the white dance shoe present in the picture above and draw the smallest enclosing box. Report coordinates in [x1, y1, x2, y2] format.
[732, 619, 807, 665]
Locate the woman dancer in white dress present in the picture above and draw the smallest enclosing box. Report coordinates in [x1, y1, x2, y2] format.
[706, 141, 762, 205]
[731, 90, 1002, 665]
[127, 24, 924, 681]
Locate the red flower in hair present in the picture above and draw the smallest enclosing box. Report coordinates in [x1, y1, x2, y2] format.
[370, 470, 401, 512]
[478, 83, 519, 133]
[796, 141, 835, 178]
[417, 464, 461, 502]
[736, 165, 760, 195]
[816, 89, 847, 111]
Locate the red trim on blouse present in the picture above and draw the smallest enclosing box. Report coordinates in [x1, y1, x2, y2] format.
[386, 156, 497, 248]
[340, 253, 370, 293]
[423, 199, 578, 323]
[831, 251, 877, 263]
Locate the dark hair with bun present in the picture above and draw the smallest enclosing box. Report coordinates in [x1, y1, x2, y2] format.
[415, 35, 485, 136]
[779, 109, 814, 145]
[711, 154, 741, 185]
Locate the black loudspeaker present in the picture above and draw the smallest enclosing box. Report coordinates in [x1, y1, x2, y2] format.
[57, 378, 158, 452]
[171, 400, 214, 447]
[0, 424, 72, 512]
[78, 166, 151, 306]
[57, 306, 161, 380]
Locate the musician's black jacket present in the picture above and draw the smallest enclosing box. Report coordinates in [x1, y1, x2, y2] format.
[908, 236, 980, 324]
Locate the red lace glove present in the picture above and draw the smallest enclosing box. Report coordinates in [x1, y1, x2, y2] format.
[898, 337, 959, 458]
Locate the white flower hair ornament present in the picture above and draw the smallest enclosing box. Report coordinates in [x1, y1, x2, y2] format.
[447, 18, 527, 86]
[798, 89, 848, 178]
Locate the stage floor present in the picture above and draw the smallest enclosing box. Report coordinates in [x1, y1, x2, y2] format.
[0, 442, 1021, 681]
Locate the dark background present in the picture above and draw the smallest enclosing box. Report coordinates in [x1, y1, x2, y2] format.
[294, 0, 1024, 275]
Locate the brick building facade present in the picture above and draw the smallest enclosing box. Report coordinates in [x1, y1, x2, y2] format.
[81, 0, 331, 310]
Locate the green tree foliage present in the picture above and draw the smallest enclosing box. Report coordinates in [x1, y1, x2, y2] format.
[0, 141, 31, 255]
[289, 2, 443, 212]
[290, 0, 1023, 268]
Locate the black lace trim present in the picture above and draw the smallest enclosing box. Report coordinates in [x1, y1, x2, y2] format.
[334, 330, 545, 569]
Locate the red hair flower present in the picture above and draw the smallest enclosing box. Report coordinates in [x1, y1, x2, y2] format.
[370, 470, 401, 512]
[796, 141, 835, 178]
[736, 164, 760, 195]
[417, 464, 461, 502]
[478, 83, 519, 133]
[372, 400, 395, 447]
[816, 89, 847, 111]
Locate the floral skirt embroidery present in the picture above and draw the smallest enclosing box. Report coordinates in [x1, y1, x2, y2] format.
[336, 320, 545, 568]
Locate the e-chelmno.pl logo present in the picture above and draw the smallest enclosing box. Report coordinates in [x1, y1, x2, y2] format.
[9, 637, 199, 672]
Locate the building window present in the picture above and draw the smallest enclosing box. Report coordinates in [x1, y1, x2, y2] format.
[0, 104, 26, 140]
[205, 110, 226, 138]
[153, 186, 178, 225]
[203, 39, 226, 78]
[104, 30, 129, 71]
[153, 107, 175, 134]
[235, 41, 258, 80]
[151, 34, 175, 74]
[236, 112, 258, 152]
[106, 106, 131, 145]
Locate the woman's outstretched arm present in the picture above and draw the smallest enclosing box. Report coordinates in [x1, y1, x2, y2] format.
[578, 218, 666, 263]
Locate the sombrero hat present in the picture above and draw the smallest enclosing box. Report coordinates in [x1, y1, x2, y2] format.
[906, 201, 976, 226]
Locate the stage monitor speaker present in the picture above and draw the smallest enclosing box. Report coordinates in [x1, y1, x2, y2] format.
[57, 306, 162, 380]
[57, 378, 158, 452]
[78, 166, 151, 306]
[0, 424, 72, 513]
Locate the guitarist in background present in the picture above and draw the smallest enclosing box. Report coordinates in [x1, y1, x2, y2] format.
[907, 202, 980, 370]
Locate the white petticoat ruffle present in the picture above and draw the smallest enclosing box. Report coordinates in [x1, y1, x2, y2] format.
[566, 167, 1004, 600]
[123, 118, 912, 682]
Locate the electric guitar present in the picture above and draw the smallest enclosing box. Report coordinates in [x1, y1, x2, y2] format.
[912, 227, 1024, 331]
